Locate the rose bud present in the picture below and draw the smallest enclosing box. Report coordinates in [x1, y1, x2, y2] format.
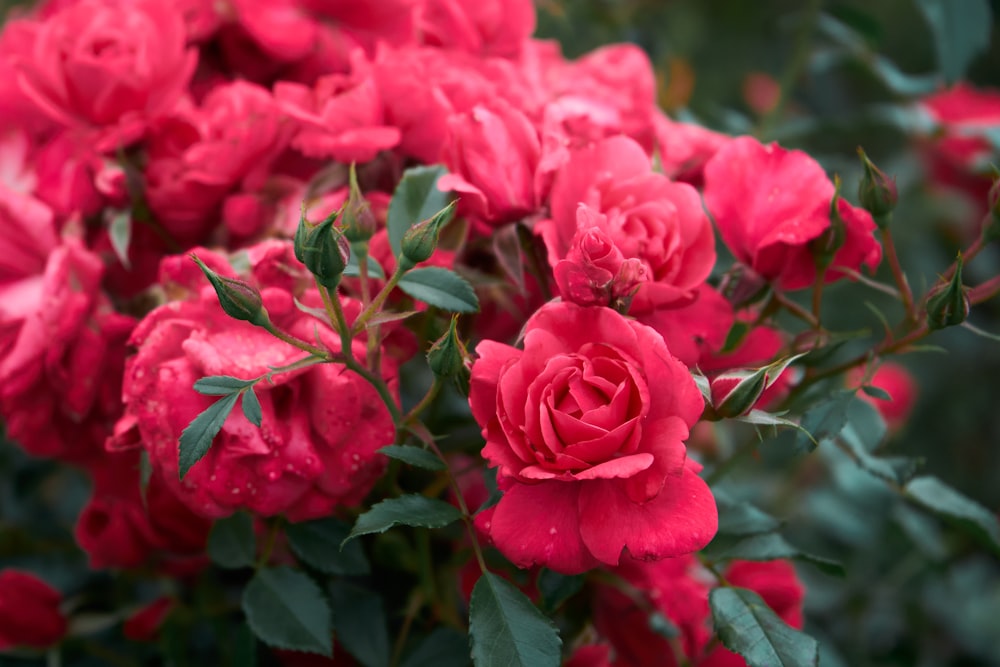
[926, 255, 970, 330]
[0, 570, 67, 650]
[857, 148, 898, 224]
[192, 255, 270, 328]
[399, 201, 456, 271]
[300, 214, 350, 289]
[341, 164, 376, 244]
[706, 353, 805, 420]
[427, 315, 469, 382]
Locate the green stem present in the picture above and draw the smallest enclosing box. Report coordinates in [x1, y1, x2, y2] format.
[352, 265, 405, 335]
[263, 323, 330, 359]
[389, 591, 424, 667]
[432, 439, 489, 575]
[881, 226, 916, 323]
[256, 519, 282, 569]
[774, 291, 820, 328]
[403, 377, 443, 429]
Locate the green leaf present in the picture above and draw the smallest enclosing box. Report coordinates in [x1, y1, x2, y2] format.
[193, 375, 258, 395]
[398, 267, 479, 313]
[377, 445, 446, 471]
[715, 490, 782, 536]
[388, 165, 450, 258]
[344, 495, 463, 544]
[469, 572, 562, 667]
[401, 628, 471, 667]
[536, 569, 584, 614]
[837, 399, 919, 485]
[109, 210, 132, 269]
[232, 623, 258, 667]
[344, 252, 386, 279]
[861, 385, 892, 401]
[916, 0, 992, 84]
[329, 581, 390, 667]
[793, 391, 855, 452]
[707, 532, 845, 577]
[242, 566, 333, 657]
[904, 476, 1000, 553]
[242, 387, 262, 427]
[179, 393, 239, 479]
[207, 513, 256, 569]
[286, 518, 370, 576]
[710, 587, 819, 667]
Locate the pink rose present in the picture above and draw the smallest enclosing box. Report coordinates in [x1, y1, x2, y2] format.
[470, 302, 716, 574]
[115, 241, 397, 521]
[144, 80, 288, 244]
[703, 136, 882, 290]
[0, 570, 67, 650]
[276, 50, 401, 163]
[439, 100, 542, 226]
[15, 0, 197, 151]
[653, 111, 730, 187]
[553, 221, 648, 308]
[537, 135, 716, 307]
[418, 0, 536, 58]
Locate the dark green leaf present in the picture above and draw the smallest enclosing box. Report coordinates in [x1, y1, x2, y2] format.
[242, 387, 262, 427]
[401, 628, 471, 667]
[329, 581, 390, 667]
[793, 391, 855, 452]
[861, 385, 892, 401]
[837, 399, 919, 485]
[242, 566, 332, 657]
[109, 210, 132, 269]
[536, 569, 584, 614]
[706, 533, 845, 577]
[916, 0, 992, 84]
[193, 375, 258, 395]
[649, 613, 680, 639]
[904, 476, 1000, 553]
[398, 267, 479, 313]
[207, 513, 256, 569]
[377, 445, 446, 471]
[469, 572, 561, 667]
[232, 623, 258, 667]
[721, 320, 751, 354]
[710, 587, 819, 667]
[388, 165, 450, 258]
[179, 393, 239, 479]
[344, 495, 463, 544]
[286, 518, 370, 575]
[715, 491, 782, 536]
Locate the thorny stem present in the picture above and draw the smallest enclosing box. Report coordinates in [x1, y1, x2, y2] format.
[774, 291, 820, 328]
[423, 436, 489, 575]
[353, 265, 405, 335]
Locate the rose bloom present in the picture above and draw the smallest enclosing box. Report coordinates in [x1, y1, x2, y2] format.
[537, 135, 716, 308]
[703, 136, 882, 290]
[0, 570, 67, 650]
[418, 0, 536, 58]
[112, 241, 397, 521]
[470, 301, 717, 574]
[14, 0, 197, 151]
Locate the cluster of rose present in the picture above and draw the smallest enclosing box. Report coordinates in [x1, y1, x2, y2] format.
[1, 0, 1000, 665]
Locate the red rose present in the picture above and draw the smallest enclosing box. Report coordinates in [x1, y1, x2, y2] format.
[470, 302, 716, 574]
[418, 0, 536, 58]
[703, 136, 882, 290]
[439, 99, 542, 226]
[537, 135, 716, 308]
[14, 0, 197, 151]
[0, 570, 67, 650]
[114, 241, 397, 521]
[123, 597, 176, 642]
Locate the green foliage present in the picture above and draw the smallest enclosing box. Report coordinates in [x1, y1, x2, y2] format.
[178, 392, 240, 479]
[401, 628, 472, 667]
[904, 476, 1000, 553]
[108, 210, 132, 269]
[343, 495, 464, 544]
[242, 566, 333, 657]
[915, 0, 992, 84]
[710, 587, 819, 667]
[329, 580, 390, 667]
[377, 445, 446, 471]
[286, 518, 370, 575]
[398, 267, 480, 313]
[207, 513, 256, 569]
[469, 572, 562, 667]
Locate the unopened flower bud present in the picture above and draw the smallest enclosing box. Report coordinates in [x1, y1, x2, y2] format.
[300, 214, 350, 289]
[427, 315, 469, 380]
[857, 148, 898, 225]
[400, 201, 455, 271]
[708, 369, 768, 419]
[341, 164, 376, 243]
[926, 255, 970, 330]
[192, 255, 270, 327]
